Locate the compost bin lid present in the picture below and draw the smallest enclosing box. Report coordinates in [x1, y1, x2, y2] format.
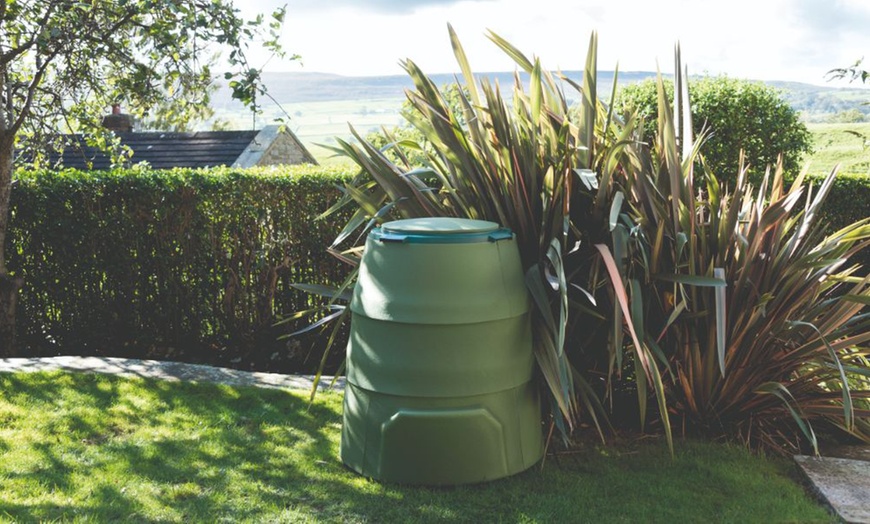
[383, 217, 498, 234]
[373, 218, 511, 244]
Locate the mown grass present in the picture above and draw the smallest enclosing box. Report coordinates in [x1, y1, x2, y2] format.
[0, 371, 833, 523]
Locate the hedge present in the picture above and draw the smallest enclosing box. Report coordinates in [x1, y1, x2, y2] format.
[7, 165, 354, 372]
[811, 171, 870, 230]
[806, 171, 870, 273]
[5, 165, 868, 373]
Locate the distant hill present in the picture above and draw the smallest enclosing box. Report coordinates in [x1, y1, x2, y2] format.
[211, 70, 660, 108]
[213, 70, 869, 108]
[206, 71, 870, 144]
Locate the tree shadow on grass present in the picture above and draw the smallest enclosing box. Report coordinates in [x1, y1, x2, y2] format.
[0, 371, 835, 523]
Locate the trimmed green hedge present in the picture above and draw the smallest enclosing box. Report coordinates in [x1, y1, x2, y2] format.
[813, 171, 870, 230]
[807, 171, 870, 273]
[5, 165, 867, 372]
[8, 165, 354, 371]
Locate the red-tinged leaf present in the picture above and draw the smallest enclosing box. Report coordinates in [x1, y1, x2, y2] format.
[594, 243, 652, 381]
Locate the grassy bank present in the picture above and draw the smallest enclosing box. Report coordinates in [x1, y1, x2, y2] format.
[0, 371, 833, 523]
[805, 122, 870, 175]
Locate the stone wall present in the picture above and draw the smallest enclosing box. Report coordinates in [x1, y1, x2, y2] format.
[258, 134, 316, 166]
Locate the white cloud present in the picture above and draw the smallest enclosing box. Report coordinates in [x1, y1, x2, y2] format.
[287, 0, 497, 14]
[239, 0, 870, 86]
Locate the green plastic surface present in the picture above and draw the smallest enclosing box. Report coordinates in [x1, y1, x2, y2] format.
[347, 314, 532, 397]
[341, 218, 543, 485]
[341, 382, 543, 486]
[351, 235, 528, 324]
[373, 217, 513, 244]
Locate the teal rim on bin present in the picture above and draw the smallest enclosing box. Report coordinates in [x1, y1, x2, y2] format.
[371, 217, 513, 244]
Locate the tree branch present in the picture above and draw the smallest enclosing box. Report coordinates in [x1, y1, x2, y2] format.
[0, 0, 66, 66]
[10, 48, 62, 135]
[1, 68, 9, 131]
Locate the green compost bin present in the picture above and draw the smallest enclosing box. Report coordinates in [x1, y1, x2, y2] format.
[340, 217, 543, 485]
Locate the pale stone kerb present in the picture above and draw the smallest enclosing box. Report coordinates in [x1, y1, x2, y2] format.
[0, 356, 345, 392]
[795, 454, 870, 524]
[233, 125, 318, 168]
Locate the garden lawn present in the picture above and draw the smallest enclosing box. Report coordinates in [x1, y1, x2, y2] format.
[0, 371, 834, 523]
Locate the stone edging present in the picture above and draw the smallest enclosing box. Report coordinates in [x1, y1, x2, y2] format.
[0, 356, 345, 392]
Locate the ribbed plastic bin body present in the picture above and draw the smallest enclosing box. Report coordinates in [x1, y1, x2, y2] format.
[340, 217, 543, 485]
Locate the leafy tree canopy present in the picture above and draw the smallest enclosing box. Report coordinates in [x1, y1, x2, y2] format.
[614, 76, 813, 181]
[0, 0, 291, 352]
[1, 0, 291, 154]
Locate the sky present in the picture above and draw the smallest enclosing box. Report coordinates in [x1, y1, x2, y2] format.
[238, 0, 870, 87]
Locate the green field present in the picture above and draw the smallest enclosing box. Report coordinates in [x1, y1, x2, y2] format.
[212, 97, 404, 168]
[306, 118, 870, 174]
[203, 70, 870, 169]
[805, 122, 870, 175]
[214, 98, 404, 146]
[212, 95, 870, 174]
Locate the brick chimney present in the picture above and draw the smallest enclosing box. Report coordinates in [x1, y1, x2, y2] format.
[101, 104, 134, 133]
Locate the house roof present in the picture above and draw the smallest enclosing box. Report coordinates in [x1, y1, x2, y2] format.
[48, 127, 315, 170]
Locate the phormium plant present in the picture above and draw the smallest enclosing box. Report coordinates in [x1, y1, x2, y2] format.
[294, 28, 869, 455]
[612, 68, 870, 453]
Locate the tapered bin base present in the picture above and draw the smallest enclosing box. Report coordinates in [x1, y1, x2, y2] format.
[341, 380, 543, 485]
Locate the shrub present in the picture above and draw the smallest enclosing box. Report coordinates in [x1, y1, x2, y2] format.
[615, 76, 813, 181]
[7, 165, 353, 371]
[817, 172, 870, 229]
[314, 28, 869, 454]
[605, 63, 870, 453]
[308, 29, 637, 436]
[828, 109, 868, 123]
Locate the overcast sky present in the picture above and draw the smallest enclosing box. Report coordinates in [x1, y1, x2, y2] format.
[239, 0, 870, 87]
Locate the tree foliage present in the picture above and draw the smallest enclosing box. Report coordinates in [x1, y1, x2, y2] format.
[614, 76, 813, 181]
[2, 0, 290, 145]
[828, 108, 867, 123]
[828, 58, 869, 84]
[0, 0, 291, 353]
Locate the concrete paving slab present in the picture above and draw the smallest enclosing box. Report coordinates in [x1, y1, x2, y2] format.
[795, 454, 870, 524]
[0, 356, 345, 392]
